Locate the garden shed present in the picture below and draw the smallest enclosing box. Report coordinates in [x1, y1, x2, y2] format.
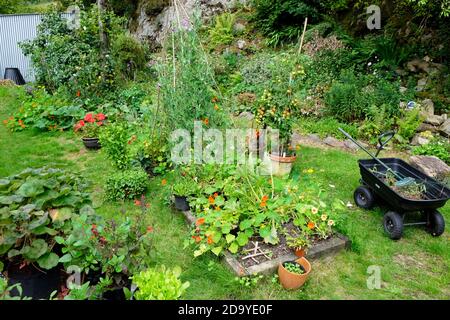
[0, 13, 71, 82]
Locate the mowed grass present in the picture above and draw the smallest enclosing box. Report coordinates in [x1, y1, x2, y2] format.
[0, 86, 449, 299]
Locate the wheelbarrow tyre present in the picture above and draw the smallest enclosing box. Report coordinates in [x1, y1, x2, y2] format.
[383, 211, 403, 240]
[425, 210, 445, 237]
[354, 186, 375, 209]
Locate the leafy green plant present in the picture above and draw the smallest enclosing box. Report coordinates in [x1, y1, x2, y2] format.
[285, 233, 310, 251]
[209, 12, 236, 47]
[172, 178, 196, 197]
[99, 122, 131, 170]
[394, 108, 424, 145]
[234, 274, 264, 287]
[283, 262, 304, 274]
[413, 138, 450, 164]
[104, 169, 148, 201]
[0, 277, 31, 300]
[0, 167, 93, 270]
[111, 34, 147, 81]
[130, 266, 190, 300]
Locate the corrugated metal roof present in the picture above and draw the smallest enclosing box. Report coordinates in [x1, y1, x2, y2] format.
[0, 13, 72, 82]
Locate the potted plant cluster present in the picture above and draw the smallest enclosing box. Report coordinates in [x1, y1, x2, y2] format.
[74, 113, 106, 149]
[172, 179, 194, 211]
[278, 258, 311, 290]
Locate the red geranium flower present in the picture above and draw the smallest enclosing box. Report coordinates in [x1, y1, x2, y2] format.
[84, 113, 95, 123]
[96, 113, 106, 121]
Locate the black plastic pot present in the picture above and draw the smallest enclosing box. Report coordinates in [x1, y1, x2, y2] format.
[7, 263, 61, 300]
[102, 287, 127, 300]
[4, 68, 26, 85]
[174, 195, 190, 211]
[82, 138, 101, 149]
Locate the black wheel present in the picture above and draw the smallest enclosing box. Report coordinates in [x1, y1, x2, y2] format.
[425, 210, 445, 237]
[383, 211, 404, 240]
[354, 186, 375, 209]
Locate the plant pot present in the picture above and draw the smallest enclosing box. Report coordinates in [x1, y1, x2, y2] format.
[278, 257, 311, 290]
[268, 153, 297, 176]
[4, 68, 26, 85]
[294, 248, 307, 258]
[6, 263, 61, 300]
[82, 137, 101, 149]
[174, 195, 190, 211]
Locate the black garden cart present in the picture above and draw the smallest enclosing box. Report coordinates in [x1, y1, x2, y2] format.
[339, 129, 450, 240]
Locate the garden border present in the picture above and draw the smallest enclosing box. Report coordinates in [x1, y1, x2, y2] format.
[181, 210, 351, 276]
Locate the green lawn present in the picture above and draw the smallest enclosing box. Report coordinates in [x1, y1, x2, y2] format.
[1, 86, 449, 300]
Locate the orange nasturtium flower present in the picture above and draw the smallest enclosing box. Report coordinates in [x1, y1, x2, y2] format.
[208, 196, 215, 204]
[161, 179, 167, 186]
[192, 236, 201, 243]
[213, 192, 219, 198]
[203, 118, 209, 126]
[214, 104, 220, 111]
[196, 218, 205, 226]
[207, 235, 214, 244]
[307, 221, 315, 230]
[261, 195, 269, 202]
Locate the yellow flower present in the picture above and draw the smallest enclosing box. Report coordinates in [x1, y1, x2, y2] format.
[328, 220, 335, 226]
[321, 214, 328, 221]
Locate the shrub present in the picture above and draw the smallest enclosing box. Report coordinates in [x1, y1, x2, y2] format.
[324, 70, 402, 122]
[99, 122, 131, 170]
[20, 8, 126, 97]
[394, 108, 424, 144]
[104, 169, 148, 201]
[295, 116, 359, 139]
[0, 0, 18, 13]
[131, 266, 190, 300]
[111, 34, 147, 81]
[253, 0, 325, 46]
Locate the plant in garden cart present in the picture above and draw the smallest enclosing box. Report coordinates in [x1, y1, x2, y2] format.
[129, 266, 190, 300]
[0, 167, 93, 270]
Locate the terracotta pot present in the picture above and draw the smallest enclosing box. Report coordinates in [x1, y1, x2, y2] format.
[268, 153, 297, 176]
[82, 138, 101, 149]
[294, 248, 306, 258]
[278, 257, 311, 290]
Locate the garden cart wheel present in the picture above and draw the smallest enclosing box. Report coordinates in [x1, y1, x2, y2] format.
[354, 186, 375, 209]
[425, 210, 445, 237]
[383, 211, 403, 240]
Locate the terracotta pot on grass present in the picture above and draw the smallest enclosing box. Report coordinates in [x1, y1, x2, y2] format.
[278, 257, 311, 290]
[268, 153, 297, 176]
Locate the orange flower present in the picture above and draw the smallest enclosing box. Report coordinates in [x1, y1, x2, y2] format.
[207, 235, 214, 244]
[261, 195, 269, 202]
[203, 118, 209, 126]
[76, 90, 81, 97]
[215, 206, 221, 211]
[307, 221, 315, 230]
[214, 104, 220, 111]
[260, 201, 267, 208]
[212, 97, 219, 103]
[3, 120, 8, 125]
[192, 236, 201, 243]
[134, 199, 141, 206]
[208, 196, 215, 204]
[146, 226, 154, 233]
[213, 192, 219, 198]
[196, 218, 205, 226]
[161, 179, 167, 186]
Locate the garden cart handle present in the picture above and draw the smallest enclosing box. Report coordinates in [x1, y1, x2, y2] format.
[375, 131, 396, 157]
[338, 128, 403, 180]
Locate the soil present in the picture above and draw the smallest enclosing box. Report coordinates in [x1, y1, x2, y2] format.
[237, 222, 330, 268]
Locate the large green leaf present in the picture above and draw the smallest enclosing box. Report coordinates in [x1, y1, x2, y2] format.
[228, 242, 239, 254]
[21, 239, 48, 260]
[49, 207, 73, 223]
[17, 179, 45, 198]
[28, 213, 49, 230]
[37, 252, 59, 270]
[236, 232, 249, 246]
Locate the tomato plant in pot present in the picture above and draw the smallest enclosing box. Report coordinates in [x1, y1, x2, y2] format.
[254, 65, 304, 176]
[74, 113, 107, 149]
[278, 258, 311, 290]
[0, 167, 94, 299]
